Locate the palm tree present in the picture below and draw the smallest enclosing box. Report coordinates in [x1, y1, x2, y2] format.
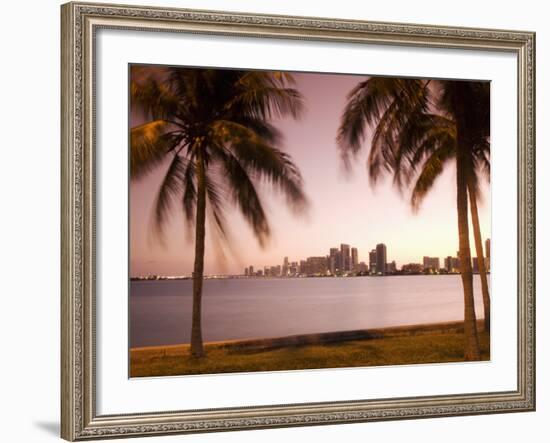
[441, 81, 491, 335]
[337, 77, 490, 360]
[130, 68, 308, 357]
[403, 88, 491, 334]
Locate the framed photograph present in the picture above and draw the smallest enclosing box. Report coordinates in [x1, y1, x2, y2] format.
[61, 1, 535, 440]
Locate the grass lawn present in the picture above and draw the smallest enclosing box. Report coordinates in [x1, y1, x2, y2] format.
[130, 330, 490, 377]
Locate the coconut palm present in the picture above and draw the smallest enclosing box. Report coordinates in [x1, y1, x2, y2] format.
[130, 68, 308, 357]
[401, 83, 491, 334]
[337, 77, 490, 360]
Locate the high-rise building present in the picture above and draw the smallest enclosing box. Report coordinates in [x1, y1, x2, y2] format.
[443, 256, 460, 273]
[444, 256, 452, 273]
[351, 247, 359, 271]
[248, 265, 254, 276]
[329, 248, 340, 274]
[369, 249, 377, 274]
[282, 256, 289, 276]
[423, 256, 429, 269]
[340, 244, 351, 272]
[306, 256, 328, 276]
[423, 256, 440, 272]
[452, 257, 460, 272]
[244, 267, 249, 276]
[299, 260, 307, 275]
[376, 243, 387, 274]
[289, 262, 298, 276]
[386, 260, 397, 274]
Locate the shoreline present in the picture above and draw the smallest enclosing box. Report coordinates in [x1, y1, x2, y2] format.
[131, 273, 489, 282]
[130, 320, 489, 377]
[131, 319, 487, 354]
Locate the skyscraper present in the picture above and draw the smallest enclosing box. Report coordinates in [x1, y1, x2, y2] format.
[329, 247, 340, 274]
[351, 247, 358, 271]
[423, 256, 440, 272]
[282, 256, 289, 276]
[340, 244, 351, 272]
[369, 249, 377, 274]
[376, 243, 387, 275]
[444, 256, 453, 273]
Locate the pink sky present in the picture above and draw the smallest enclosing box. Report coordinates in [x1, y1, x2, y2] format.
[129, 70, 490, 276]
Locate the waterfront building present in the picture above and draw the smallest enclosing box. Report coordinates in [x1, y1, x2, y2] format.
[306, 256, 328, 276]
[376, 243, 387, 274]
[351, 247, 358, 271]
[299, 260, 307, 275]
[329, 248, 340, 274]
[282, 256, 289, 276]
[402, 263, 423, 274]
[369, 249, 377, 274]
[444, 256, 460, 273]
[289, 262, 298, 276]
[340, 244, 351, 272]
[422, 256, 440, 272]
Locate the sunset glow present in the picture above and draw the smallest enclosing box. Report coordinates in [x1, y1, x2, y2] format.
[129, 69, 490, 277]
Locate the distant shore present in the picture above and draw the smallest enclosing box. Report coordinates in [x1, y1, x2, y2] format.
[130, 320, 489, 377]
[130, 272, 488, 281]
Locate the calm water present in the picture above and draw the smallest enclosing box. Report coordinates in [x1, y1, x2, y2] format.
[130, 275, 487, 347]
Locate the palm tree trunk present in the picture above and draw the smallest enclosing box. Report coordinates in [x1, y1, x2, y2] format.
[467, 180, 490, 333]
[456, 141, 481, 361]
[190, 154, 206, 358]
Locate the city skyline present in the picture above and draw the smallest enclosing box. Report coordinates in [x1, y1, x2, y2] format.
[132, 238, 490, 278]
[130, 71, 491, 276]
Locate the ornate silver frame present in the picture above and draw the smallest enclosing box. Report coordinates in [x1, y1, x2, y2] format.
[61, 2, 536, 440]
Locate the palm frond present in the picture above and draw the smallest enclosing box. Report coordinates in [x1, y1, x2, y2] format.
[214, 147, 271, 247]
[395, 115, 456, 187]
[181, 159, 196, 225]
[411, 142, 455, 211]
[131, 78, 181, 122]
[151, 154, 188, 238]
[130, 120, 180, 180]
[210, 120, 308, 213]
[204, 170, 228, 241]
[229, 72, 305, 120]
